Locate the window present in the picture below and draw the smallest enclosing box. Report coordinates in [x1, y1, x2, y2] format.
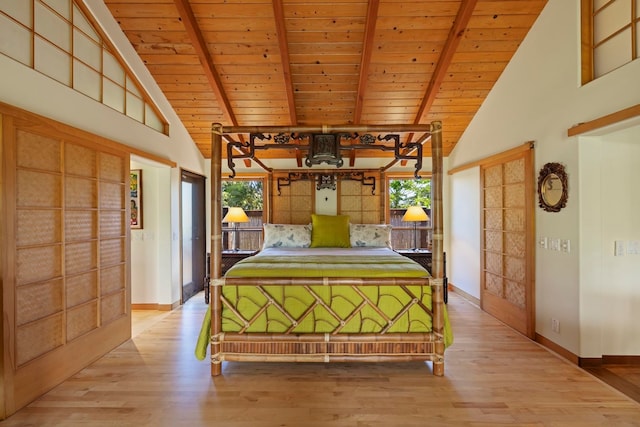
[387, 175, 432, 250]
[222, 178, 265, 251]
[582, 0, 639, 83]
[0, 1, 169, 134]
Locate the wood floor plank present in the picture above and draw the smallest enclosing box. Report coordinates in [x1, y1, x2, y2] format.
[586, 366, 640, 404]
[1, 293, 639, 426]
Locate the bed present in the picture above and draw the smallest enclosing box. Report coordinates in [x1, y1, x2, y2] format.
[200, 121, 448, 376]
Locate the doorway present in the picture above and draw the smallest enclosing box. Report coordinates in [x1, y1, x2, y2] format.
[181, 170, 206, 303]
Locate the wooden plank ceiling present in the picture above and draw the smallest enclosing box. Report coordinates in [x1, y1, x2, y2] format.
[104, 0, 547, 161]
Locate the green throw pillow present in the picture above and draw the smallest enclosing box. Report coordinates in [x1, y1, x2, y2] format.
[310, 214, 351, 248]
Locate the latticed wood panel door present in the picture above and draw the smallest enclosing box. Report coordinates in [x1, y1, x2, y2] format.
[2, 109, 130, 415]
[480, 150, 535, 338]
[14, 136, 128, 356]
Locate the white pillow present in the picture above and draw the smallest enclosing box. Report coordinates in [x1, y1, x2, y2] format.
[262, 223, 312, 249]
[349, 224, 393, 248]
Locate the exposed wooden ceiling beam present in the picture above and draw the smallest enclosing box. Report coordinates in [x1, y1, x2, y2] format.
[350, 0, 380, 167]
[415, 0, 478, 124]
[272, 0, 302, 167]
[272, 0, 296, 126]
[173, 0, 237, 126]
[353, 0, 379, 122]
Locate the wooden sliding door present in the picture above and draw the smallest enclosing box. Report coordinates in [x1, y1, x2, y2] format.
[480, 147, 535, 338]
[1, 106, 131, 417]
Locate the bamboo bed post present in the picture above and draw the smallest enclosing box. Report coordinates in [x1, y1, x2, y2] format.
[430, 120, 445, 376]
[210, 123, 223, 377]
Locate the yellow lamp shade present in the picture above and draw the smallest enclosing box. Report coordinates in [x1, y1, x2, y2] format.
[401, 206, 429, 222]
[222, 207, 249, 223]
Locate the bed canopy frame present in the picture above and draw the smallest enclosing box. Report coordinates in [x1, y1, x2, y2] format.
[208, 121, 445, 376]
[223, 124, 433, 178]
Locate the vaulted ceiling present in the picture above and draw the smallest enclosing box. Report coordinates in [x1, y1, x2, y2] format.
[103, 0, 547, 162]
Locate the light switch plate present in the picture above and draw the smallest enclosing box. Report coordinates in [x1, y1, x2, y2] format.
[615, 240, 625, 256]
[538, 237, 548, 249]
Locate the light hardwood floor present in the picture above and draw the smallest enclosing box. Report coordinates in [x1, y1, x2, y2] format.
[1, 292, 639, 426]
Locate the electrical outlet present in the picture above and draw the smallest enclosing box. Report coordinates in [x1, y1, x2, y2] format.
[615, 240, 625, 256]
[550, 238, 560, 251]
[551, 318, 560, 333]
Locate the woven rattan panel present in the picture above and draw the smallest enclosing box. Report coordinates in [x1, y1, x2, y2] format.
[65, 241, 97, 275]
[66, 176, 97, 208]
[16, 313, 64, 366]
[483, 164, 503, 299]
[481, 151, 532, 338]
[221, 341, 435, 357]
[503, 158, 526, 308]
[101, 264, 125, 293]
[16, 279, 64, 326]
[339, 174, 381, 223]
[65, 143, 96, 177]
[97, 152, 127, 323]
[271, 175, 313, 224]
[16, 210, 61, 246]
[67, 302, 98, 341]
[66, 271, 98, 307]
[482, 161, 528, 306]
[16, 130, 60, 171]
[101, 292, 126, 324]
[12, 130, 127, 367]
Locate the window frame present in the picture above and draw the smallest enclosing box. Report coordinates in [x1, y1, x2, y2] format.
[581, 0, 639, 84]
[221, 174, 268, 251]
[0, 0, 170, 134]
[385, 172, 433, 250]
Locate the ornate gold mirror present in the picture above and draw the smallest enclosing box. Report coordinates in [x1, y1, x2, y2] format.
[537, 162, 568, 212]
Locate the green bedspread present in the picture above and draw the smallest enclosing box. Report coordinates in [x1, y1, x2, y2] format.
[195, 249, 453, 361]
[225, 252, 429, 278]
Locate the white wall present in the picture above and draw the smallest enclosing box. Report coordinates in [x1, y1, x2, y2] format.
[598, 135, 640, 355]
[449, 167, 481, 298]
[131, 161, 158, 304]
[130, 160, 174, 305]
[448, 0, 640, 356]
[579, 130, 640, 357]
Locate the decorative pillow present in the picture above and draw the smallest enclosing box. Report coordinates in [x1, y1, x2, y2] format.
[262, 223, 311, 249]
[350, 224, 393, 248]
[310, 214, 351, 248]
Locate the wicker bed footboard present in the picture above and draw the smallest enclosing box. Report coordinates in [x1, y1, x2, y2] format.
[210, 277, 446, 376]
[217, 332, 442, 362]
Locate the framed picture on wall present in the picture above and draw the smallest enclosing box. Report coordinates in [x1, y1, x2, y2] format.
[130, 169, 143, 229]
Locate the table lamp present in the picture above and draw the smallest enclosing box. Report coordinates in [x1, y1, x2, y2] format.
[402, 206, 429, 251]
[222, 207, 249, 251]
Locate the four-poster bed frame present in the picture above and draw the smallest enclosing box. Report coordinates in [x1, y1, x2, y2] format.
[208, 121, 446, 376]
